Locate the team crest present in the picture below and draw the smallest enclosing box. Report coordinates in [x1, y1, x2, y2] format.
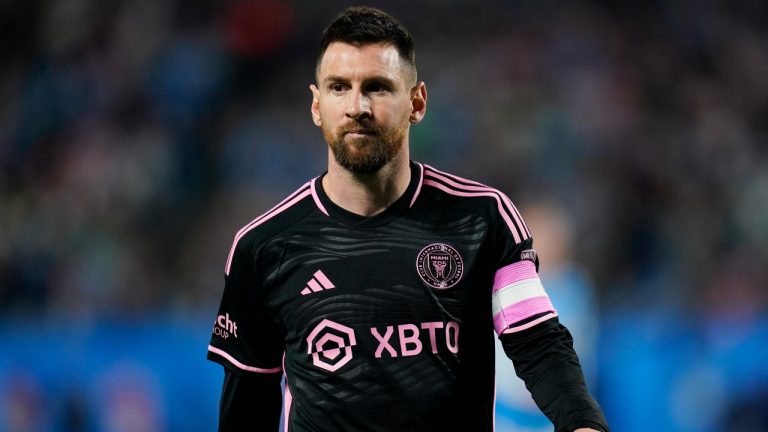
[416, 243, 464, 289]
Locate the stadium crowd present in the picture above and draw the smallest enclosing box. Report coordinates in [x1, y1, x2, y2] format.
[1, 1, 766, 431]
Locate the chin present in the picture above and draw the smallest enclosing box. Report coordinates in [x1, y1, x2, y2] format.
[340, 159, 387, 174]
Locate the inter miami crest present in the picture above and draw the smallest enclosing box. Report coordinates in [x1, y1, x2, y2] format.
[416, 243, 464, 289]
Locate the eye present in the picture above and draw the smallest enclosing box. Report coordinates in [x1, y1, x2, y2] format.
[367, 82, 389, 93]
[330, 83, 347, 92]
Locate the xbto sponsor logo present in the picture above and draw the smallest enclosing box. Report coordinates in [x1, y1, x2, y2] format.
[306, 319, 460, 372]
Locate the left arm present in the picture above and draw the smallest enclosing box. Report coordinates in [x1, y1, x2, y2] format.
[499, 315, 609, 432]
[484, 190, 608, 431]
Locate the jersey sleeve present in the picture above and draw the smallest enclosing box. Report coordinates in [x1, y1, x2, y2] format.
[491, 198, 610, 431]
[218, 369, 282, 431]
[207, 238, 284, 375]
[490, 196, 558, 335]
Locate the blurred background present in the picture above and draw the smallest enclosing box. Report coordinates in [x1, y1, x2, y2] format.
[1, 0, 766, 431]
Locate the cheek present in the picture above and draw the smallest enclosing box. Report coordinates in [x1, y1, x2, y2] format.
[378, 100, 411, 123]
[395, 102, 414, 124]
[318, 100, 344, 122]
[315, 105, 332, 127]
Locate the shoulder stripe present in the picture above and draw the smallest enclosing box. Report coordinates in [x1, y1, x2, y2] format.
[424, 178, 524, 244]
[423, 165, 530, 238]
[423, 169, 529, 243]
[225, 183, 312, 275]
[208, 345, 282, 373]
[409, 162, 424, 208]
[424, 164, 486, 187]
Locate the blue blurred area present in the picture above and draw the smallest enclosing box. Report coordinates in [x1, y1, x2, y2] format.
[599, 314, 768, 432]
[1, 314, 765, 431]
[0, 318, 222, 432]
[2, 0, 767, 431]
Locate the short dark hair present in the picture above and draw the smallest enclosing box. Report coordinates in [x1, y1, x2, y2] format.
[317, 6, 416, 74]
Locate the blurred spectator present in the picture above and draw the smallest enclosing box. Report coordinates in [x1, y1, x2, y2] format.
[96, 363, 165, 432]
[724, 386, 768, 432]
[2, 372, 46, 432]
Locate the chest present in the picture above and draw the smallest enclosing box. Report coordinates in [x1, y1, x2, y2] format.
[259, 217, 494, 364]
[268, 219, 492, 312]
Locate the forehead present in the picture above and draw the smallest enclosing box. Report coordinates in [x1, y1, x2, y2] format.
[317, 42, 405, 81]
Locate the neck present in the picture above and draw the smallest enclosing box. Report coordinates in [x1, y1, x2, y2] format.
[323, 151, 411, 217]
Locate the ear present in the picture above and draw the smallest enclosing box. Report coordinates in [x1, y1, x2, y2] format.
[409, 82, 427, 125]
[309, 84, 322, 127]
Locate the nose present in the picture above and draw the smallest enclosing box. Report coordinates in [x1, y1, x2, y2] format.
[345, 89, 372, 120]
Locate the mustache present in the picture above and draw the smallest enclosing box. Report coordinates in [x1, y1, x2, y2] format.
[337, 121, 381, 135]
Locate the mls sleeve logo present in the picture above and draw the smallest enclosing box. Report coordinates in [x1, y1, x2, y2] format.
[416, 243, 464, 289]
[520, 249, 537, 262]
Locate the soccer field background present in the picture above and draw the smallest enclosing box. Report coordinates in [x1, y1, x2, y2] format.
[2, 1, 766, 431]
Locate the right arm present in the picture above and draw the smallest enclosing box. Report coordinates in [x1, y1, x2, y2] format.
[219, 369, 282, 431]
[208, 236, 285, 431]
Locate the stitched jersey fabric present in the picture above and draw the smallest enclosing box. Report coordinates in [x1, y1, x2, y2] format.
[207, 161, 558, 431]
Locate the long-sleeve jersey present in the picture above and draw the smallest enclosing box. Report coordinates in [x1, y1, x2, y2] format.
[207, 161, 609, 431]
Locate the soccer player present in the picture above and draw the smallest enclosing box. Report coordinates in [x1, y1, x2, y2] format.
[207, 6, 609, 432]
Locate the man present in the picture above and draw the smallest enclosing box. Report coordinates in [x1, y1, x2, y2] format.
[207, 6, 609, 432]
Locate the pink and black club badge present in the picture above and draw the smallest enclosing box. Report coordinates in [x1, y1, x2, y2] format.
[416, 243, 464, 289]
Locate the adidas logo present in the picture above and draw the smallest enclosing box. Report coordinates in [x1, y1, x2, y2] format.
[301, 270, 335, 296]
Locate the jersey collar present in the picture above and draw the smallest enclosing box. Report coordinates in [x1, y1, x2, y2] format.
[312, 161, 423, 228]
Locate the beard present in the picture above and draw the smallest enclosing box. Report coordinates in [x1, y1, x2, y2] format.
[323, 118, 407, 174]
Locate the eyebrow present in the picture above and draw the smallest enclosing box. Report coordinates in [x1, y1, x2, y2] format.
[322, 75, 398, 87]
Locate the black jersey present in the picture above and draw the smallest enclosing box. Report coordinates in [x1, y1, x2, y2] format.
[207, 162, 560, 431]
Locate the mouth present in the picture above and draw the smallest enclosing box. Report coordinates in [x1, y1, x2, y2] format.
[344, 129, 375, 138]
